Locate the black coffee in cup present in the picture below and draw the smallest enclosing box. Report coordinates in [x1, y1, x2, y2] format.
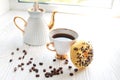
[52, 33, 75, 40]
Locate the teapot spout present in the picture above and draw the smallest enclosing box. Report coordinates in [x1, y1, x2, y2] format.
[48, 11, 57, 30]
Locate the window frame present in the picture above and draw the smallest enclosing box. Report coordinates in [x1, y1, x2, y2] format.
[10, 0, 118, 15]
[18, 0, 114, 9]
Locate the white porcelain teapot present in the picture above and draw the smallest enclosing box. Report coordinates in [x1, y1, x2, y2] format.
[13, 8, 56, 46]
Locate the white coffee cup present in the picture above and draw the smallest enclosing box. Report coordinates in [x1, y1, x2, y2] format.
[47, 28, 78, 60]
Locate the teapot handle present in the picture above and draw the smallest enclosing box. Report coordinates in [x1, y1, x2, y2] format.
[13, 16, 27, 33]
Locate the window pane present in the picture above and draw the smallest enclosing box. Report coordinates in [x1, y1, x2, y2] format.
[18, 0, 113, 8]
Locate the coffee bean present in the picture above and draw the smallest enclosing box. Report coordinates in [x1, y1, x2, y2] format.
[65, 59, 68, 62]
[33, 64, 36, 67]
[60, 71, 63, 74]
[68, 66, 72, 69]
[16, 48, 19, 51]
[69, 73, 74, 76]
[21, 68, 24, 71]
[35, 69, 39, 73]
[28, 61, 32, 64]
[49, 66, 52, 69]
[56, 72, 60, 75]
[45, 72, 50, 78]
[23, 50, 26, 53]
[51, 70, 54, 73]
[53, 68, 56, 71]
[31, 67, 35, 71]
[26, 63, 29, 65]
[49, 74, 53, 77]
[57, 69, 60, 72]
[18, 64, 22, 67]
[64, 59, 69, 64]
[43, 69, 46, 72]
[23, 50, 27, 55]
[59, 67, 63, 70]
[9, 59, 12, 62]
[53, 59, 56, 62]
[74, 68, 78, 72]
[22, 56, 25, 59]
[24, 52, 27, 55]
[11, 52, 14, 55]
[29, 69, 32, 72]
[30, 58, 33, 60]
[14, 67, 17, 72]
[18, 57, 21, 60]
[39, 62, 43, 66]
[36, 74, 40, 77]
[21, 63, 24, 66]
[64, 61, 68, 64]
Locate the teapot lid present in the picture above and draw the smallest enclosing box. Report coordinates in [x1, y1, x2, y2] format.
[28, 2, 45, 13]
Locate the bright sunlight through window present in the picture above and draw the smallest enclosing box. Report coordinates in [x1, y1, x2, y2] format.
[19, 0, 113, 8]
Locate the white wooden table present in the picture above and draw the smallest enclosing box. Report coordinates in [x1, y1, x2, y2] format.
[0, 10, 120, 80]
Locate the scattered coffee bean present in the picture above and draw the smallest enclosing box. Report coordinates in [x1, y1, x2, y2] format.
[14, 67, 17, 72]
[64, 59, 69, 64]
[51, 70, 54, 73]
[21, 68, 24, 71]
[16, 48, 19, 51]
[39, 62, 43, 66]
[74, 68, 78, 72]
[24, 52, 27, 55]
[53, 68, 56, 71]
[9, 59, 12, 62]
[26, 63, 29, 65]
[33, 64, 36, 67]
[35, 69, 39, 73]
[53, 59, 56, 62]
[60, 71, 63, 74]
[64, 61, 68, 64]
[11, 52, 14, 55]
[28, 61, 32, 64]
[18, 57, 21, 60]
[49, 66, 52, 69]
[23, 50, 26, 53]
[56, 72, 59, 75]
[43, 69, 46, 72]
[59, 67, 63, 70]
[49, 74, 53, 77]
[22, 56, 25, 59]
[29, 69, 32, 72]
[11, 47, 80, 78]
[69, 73, 74, 76]
[65, 59, 68, 62]
[57, 69, 60, 72]
[18, 64, 22, 67]
[21, 63, 24, 66]
[22, 50, 25, 52]
[36, 74, 40, 77]
[30, 58, 33, 60]
[23, 50, 27, 55]
[45, 72, 50, 78]
[31, 67, 35, 71]
[68, 66, 72, 69]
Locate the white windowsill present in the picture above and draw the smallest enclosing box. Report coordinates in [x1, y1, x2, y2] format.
[0, 10, 120, 80]
[9, 0, 120, 16]
[1, 10, 120, 32]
